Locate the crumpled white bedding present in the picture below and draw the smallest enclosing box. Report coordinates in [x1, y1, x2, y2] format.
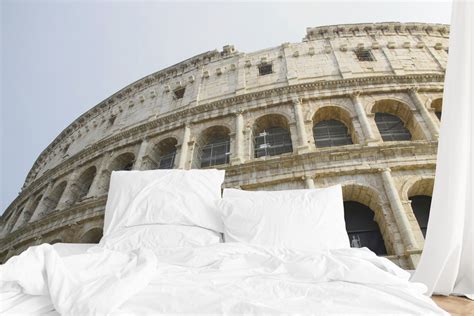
[0, 242, 447, 315]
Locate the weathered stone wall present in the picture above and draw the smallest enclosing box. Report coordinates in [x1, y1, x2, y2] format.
[1, 23, 448, 267]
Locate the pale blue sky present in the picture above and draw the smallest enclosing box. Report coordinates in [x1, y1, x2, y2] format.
[1, 0, 451, 213]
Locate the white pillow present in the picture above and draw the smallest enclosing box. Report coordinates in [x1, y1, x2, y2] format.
[99, 224, 222, 253]
[103, 169, 225, 235]
[220, 185, 349, 252]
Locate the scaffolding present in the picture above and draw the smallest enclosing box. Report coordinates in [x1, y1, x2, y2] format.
[158, 151, 176, 169]
[254, 127, 293, 158]
[313, 119, 353, 148]
[199, 139, 230, 167]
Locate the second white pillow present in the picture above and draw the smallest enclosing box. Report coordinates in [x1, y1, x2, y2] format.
[220, 185, 349, 252]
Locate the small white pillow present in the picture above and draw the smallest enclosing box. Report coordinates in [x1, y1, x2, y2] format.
[99, 225, 222, 253]
[104, 169, 225, 235]
[220, 185, 349, 252]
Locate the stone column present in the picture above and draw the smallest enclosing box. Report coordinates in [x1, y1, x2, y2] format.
[56, 170, 80, 209]
[11, 197, 37, 231]
[177, 124, 191, 169]
[350, 92, 378, 145]
[231, 111, 244, 165]
[244, 127, 254, 160]
[133, 138, 150, 170]
[380, 168, 418, 251]
[86, 154, 110, 198]
[293, 98, 311, 153]
[304, 176, 315, 189]
[29, 181, 55, 222]
[408, 88, 439, 139]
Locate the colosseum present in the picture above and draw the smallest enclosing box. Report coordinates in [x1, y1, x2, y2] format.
[1, 22, 448, 269]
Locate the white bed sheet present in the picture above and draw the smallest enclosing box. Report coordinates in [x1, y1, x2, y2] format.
[1, 242, 447, 315]
[0, 243, 94, 316]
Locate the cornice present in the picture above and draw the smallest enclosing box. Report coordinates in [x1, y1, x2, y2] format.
[0, 197, 107, 251]
[305, 22, 450, 41]
[2, 73, 445, 219]
[1, 140, 439, 252]
[23, 22, 448, 186]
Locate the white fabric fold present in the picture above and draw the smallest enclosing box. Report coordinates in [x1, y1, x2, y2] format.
[411, 0, 474, 299]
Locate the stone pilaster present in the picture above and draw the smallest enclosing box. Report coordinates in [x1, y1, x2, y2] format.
[132, 138, 150, 170]
[304, 176, 315, 189]
[408, 87, 439, 139]
[56, 171, 80, 209]
[350, 92, 378, 145]
[86, 154, 110, 198]
[380, 168, 418, 253]
[177, 124, 191, 169]
[11, 197, 37, 231]
[293, 98, 311, 153]
[29, 182, 54, 222]
[230, 111, 245, 165]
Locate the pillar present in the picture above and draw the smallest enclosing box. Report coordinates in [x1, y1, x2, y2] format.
[11, 197, 37, 231]
[56, 170, 80, 209]
[133, 138, 150, 170]
[304, 176, 315, 189]
[29, 181, 54, 222]
[231, 111, 245, 165]
[86, 154, 110, 198]
[177, 124, 191, 169]
[380, 168, 418, 253]
[408, 87, 439, 139]
[293, 98, 311, 153]
[350, 92, 378, 144]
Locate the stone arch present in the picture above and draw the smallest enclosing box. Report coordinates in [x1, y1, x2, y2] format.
[402, 177, 435, 201]
[71, 166, 97, 204]
[193, 125, 231, 168]
[4, 203, 25, 233]
[108, 152, 135, 172]
[371, 99, 424, 140]
[431, 98, 443, 121]
[148, 137, 178, 169]
[252, 113, 293, 158]
[341, 183, 389, 255]
[42, 181, 67, 214]
[100, 152, 135, 193]
[404, 177, 434, 238]
[24, 193, 43, 224]
[79, 227, 103, 243]
[312, 106, 358, 146]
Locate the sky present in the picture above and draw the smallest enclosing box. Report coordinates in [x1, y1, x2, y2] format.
[0, 0, 452, 213]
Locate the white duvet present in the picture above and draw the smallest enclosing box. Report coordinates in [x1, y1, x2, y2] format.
[0, 242, 446, 315]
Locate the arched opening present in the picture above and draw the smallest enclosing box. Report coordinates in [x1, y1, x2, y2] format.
[409, 195, 431, 237]
[72, 166, 97, 204]
[27, 194, 43, 223]
[312, 106, 356, 147]
[314, 120, 353, 147]
[372, 99, 422, 141]
[374, 113, 412, 141]
[407, 178, 434, 238]
[253, 114, 293, 158]
[342, 184, 389, 255]
[79, 228, 103, 243]
[109, 153, 135, 172]
[49, 239, 62, 245]
[195, 126, 230, 168]
[431, 98, 443, 121]
[43, 181, 67, 212]
[344, 201, 387, 255]
[151, 137, 178, 169]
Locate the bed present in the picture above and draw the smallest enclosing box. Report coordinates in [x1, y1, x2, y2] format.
[0, 170, 448, 315]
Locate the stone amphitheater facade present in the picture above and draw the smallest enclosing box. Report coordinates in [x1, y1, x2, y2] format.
[1, 22, 448, 268]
